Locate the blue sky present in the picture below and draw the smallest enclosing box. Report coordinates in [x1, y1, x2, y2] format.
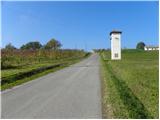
[2, 1, 158, 51]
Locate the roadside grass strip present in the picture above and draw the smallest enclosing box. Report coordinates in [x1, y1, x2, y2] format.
[104, 59, 153, 118]
[1, 54, 91, 90]
[100, 50, 157, 119]
[1, 64, 62, 85]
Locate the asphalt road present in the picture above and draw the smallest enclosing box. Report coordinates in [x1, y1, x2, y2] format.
[1, 54, 102, 119]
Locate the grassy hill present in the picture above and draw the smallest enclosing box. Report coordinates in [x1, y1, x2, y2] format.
[100, 49, 158, 118]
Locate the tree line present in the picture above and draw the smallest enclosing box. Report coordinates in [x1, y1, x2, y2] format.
[4, 38, 146, 51]
[4, 38, 62, 51]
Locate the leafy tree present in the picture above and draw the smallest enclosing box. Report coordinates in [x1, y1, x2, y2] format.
[5, 43, 17, 50]
[136, 42, 145, 50]
[44, 38, 62, 50]
[20, 41, 42, 50]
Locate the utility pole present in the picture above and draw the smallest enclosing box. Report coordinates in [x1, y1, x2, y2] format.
[85, 43, 87, 52]
[75, 44, 77, 50]
[84, 40, 87, 52]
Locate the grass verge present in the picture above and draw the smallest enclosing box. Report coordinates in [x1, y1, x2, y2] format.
[100, 50, 158, 118]
[1, 54, 90, 91]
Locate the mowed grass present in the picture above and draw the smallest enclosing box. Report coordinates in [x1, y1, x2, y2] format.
[100, 49, 158, 118]
[2, 57, 84, 78]
[1, 58, 84, 90]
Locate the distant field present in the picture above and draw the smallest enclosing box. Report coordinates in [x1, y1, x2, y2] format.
[1, 49, 89, 90]
[100, 49, 158, 119]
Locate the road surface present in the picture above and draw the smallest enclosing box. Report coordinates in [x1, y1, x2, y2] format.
[2, 54, 102, 119]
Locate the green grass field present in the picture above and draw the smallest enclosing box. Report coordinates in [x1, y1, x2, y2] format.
[100, 49, 158, 119]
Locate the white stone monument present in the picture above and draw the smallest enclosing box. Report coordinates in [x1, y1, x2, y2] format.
[110, 30, 122, 60]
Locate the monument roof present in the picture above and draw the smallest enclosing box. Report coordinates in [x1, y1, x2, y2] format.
[110, 30, 122, 35]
